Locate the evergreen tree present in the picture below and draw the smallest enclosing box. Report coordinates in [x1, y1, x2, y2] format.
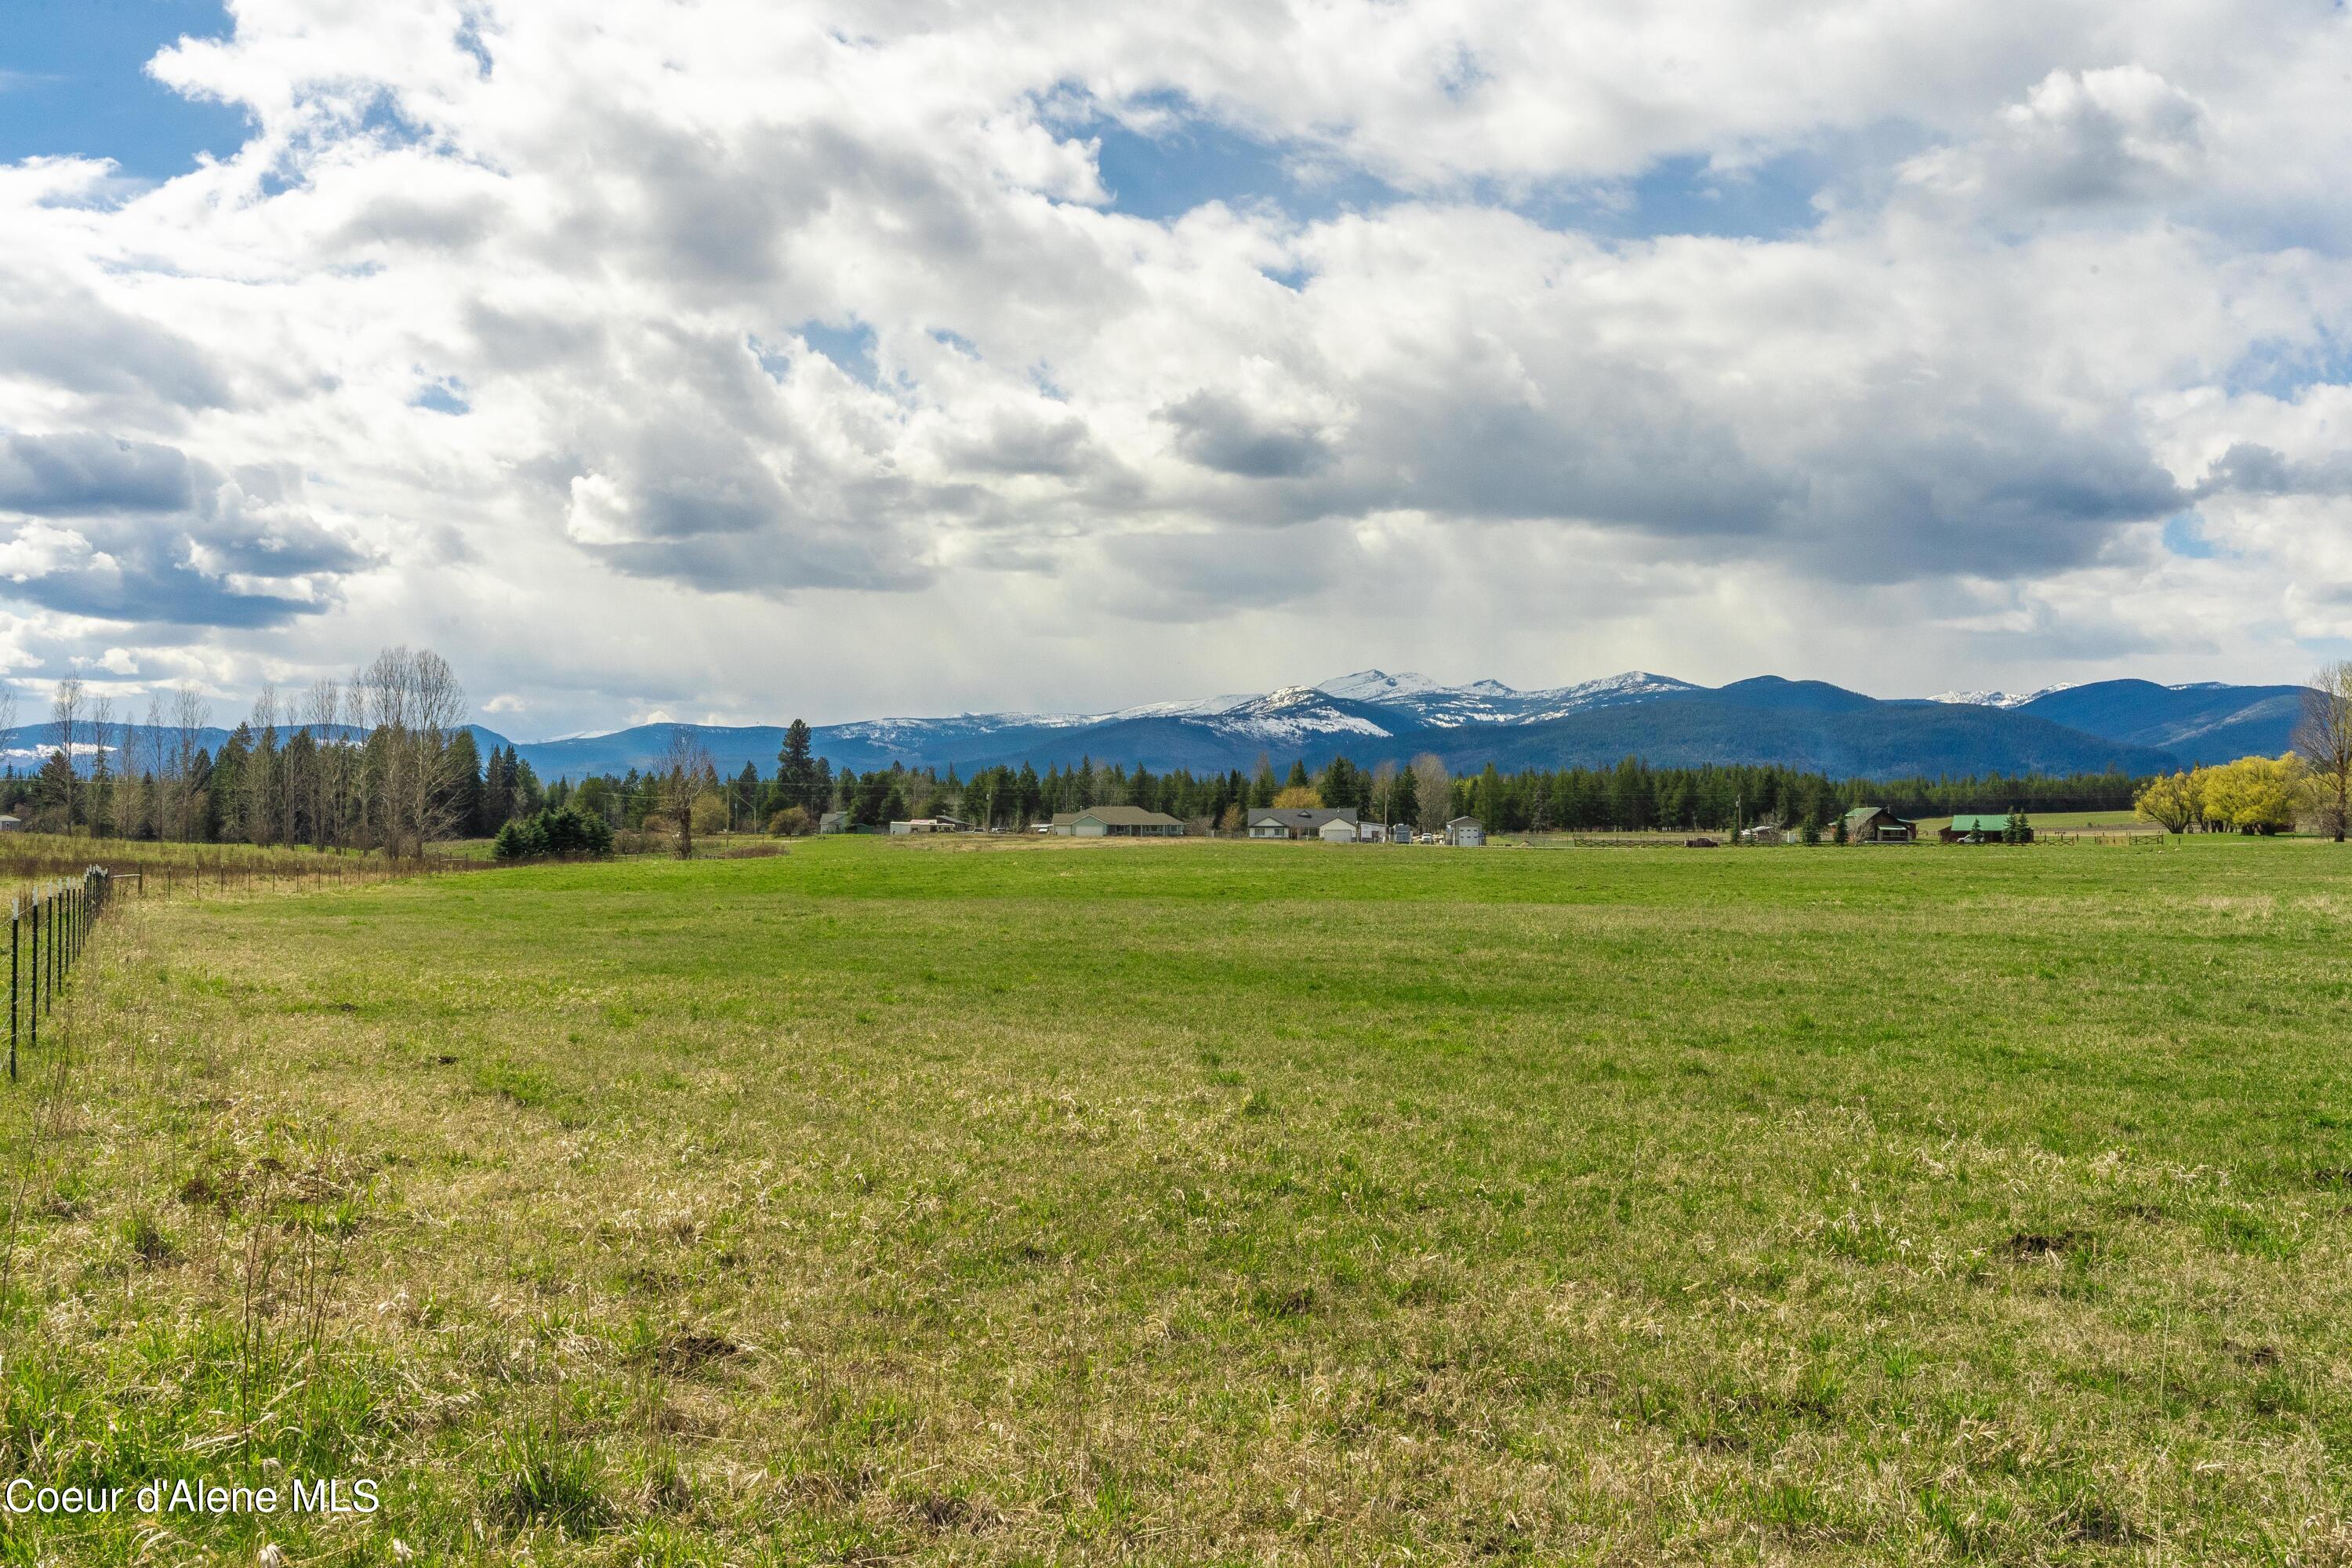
[777, 719, 820, 812]
[1390, 764, 1419, 827]
[447, 728, 484, 837]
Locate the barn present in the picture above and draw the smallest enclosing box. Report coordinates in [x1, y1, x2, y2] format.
[1841, 806, 1916, 843]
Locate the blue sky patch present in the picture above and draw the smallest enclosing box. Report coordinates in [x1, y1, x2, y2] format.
[2222, 333, 2352, 401]
[2162, 512, 2220, 559]
[0, 0, 251, 180]
[1077, 95, 1397, 223]
[412, 379, 470, 416]
[791, 321, 878, 386]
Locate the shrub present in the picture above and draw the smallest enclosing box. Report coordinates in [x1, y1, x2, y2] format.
[492, 818, 546, 859]
[492, 808, 614, 858]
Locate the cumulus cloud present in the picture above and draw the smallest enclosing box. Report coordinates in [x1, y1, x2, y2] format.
[0, 432, 368, 624]
[1903, 67, 2212, 211]
[0, 1, 2347, 727]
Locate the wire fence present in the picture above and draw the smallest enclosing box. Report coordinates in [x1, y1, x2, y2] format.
[0, 848, 481, 1088]
[9, 866, 111, 1084]
[0, 848, 470, 895]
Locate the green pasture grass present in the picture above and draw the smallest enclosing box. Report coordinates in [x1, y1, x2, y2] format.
[4, 834, 2352, 1563]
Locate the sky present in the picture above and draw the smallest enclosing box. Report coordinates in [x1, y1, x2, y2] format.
[2, 2, 2351, 737]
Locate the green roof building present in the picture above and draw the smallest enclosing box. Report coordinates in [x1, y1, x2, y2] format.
[1941, 813, 2031, 843]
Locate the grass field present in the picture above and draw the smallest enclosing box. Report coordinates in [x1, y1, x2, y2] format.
[5, 834, 2352, 1564]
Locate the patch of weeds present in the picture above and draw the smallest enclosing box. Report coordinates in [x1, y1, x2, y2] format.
[485, 1430, 613, 1535]
[42, 1172, 93, 1221]
[653, 1330, 740, 1376]
[1251, 1280, 1318, 1319]
[2247, 1367, 2307, 1417]
[832, 1395, 916, 1447]
[631, 1447, 692, 1515]
[2202, 1207, 2299, 1258]
[473, 1061, 556, 1109]
[118, 1210, 176, 1267]
[1754, 1480, 1829, 1533]
[1240, 1089, 1273, 1117]
[2007, 1229, 2079, 1258]
[176, 1168, 242, 1214]
[1918, 1483, 1999, 1557]
[2033, 1470, 2137, 1545]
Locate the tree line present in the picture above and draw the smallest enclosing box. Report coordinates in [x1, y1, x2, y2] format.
[0, 648, 469, 858]
[0, 670, 2188, 853]
[557, 727, 2145, 838]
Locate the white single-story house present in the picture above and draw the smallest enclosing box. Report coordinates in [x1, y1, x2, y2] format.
[1051, 805, 1186, 837]
[1318, 816, 1360, 844]
[1247, 807, 1359, 840]
[1444, 815, 1486, 847]
[889, 815, 972, 835]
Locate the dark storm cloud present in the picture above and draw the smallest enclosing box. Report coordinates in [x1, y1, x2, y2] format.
[1370, 374, 1790, 536]
[2195, 441, 2352, 498]
[0, 275, 233, 414]
[0, 431, 370, 626]
[1160, 390, 1330, 477]
[0, 430, 194, 513]
[1788, 394, 2187, 579]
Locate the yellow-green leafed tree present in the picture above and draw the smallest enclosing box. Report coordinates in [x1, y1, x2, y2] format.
[2294, 661, 2352, 841]
[1272, 785, 1323, 809]
[2196, 753, 2307, 834]
[2134, 770, 2201, 833]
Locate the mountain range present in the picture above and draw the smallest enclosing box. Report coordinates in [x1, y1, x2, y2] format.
[5, 673, 2306, 783]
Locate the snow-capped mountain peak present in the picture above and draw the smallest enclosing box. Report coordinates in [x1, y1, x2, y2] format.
[1925, 683, 2076, 709]
[1314, 669, 1453, 702]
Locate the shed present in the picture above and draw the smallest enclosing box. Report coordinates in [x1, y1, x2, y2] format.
[0, 815, 20, 833]
[1841, 805, 1915, 843]
[817, 811, 849, 834]
[1443, 815, 1486, 847]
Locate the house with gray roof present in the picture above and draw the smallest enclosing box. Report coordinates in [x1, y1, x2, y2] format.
[1050, 805, 1186, 837]
[1247, 807, 1359, 840]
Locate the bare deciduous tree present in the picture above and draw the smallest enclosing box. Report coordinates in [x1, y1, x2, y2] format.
[306, 677, 343, 848]
[660, 726, 712, 859]
[172, 684, 212, 841]
[0, 680, 16, 792]
[1410, 753, 1451, 834]
[50, 677, 84, 832]
[89, 694, 115, 839]
[356, 646, 468, 858]
[2296, 660, 2352, 842]
[1371, 759, 1398, 827]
